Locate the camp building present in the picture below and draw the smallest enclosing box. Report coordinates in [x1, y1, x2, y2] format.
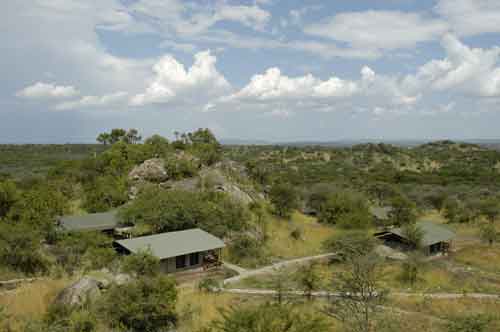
[58, 211, 119, 233]
[114, 228, 225, 273]
[374, 221, 455, 255]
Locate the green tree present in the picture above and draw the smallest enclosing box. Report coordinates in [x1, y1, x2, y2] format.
[124, 128, 142, 144]
[446, 314, 491, 332]
[8, 186, 69, 241]
[401, 222, 424, 250]
[99, 276, 177, 332]
[122, 249, 161, 277]
[478, 197, 500, 223]
[207, 303, 329, 332]
[0, 222, 47, 275]
[144, 134, 171, 158]
[323, 231, 377, 262]
[96, 132, 111, 145]
[318, 191, 371, 229]
[479, 222, 497, 246]
[388, 195, 416, 226]
[295, 263, 321, 300]
[269, 183, 298, 218]
[326, 254, 388, 332]
[0, 180, 18, 218]
[109, 128, 127, 144]
[120, 188, 250, 238]
[82, 176, 128, 213]
[400, 253, 422, 286]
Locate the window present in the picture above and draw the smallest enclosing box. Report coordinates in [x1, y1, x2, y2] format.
[190, 252, 199, 266]
[176, 255, 186, 269]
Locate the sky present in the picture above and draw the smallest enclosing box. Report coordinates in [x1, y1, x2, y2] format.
[2, 0, 500, 143]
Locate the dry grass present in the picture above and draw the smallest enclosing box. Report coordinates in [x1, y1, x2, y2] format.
[453, 244, 500, 274]
[0, 278, 71, 330]
[264, 212, 337, 260]
[176, 286, 246, 332]
[391, 296, 500, 331]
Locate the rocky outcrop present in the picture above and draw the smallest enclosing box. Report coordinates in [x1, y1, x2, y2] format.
[128, 158, 168, 183]
[54, 276, 102, 307]
[53, 271, 133, 307]
[129, 157, 260, 205]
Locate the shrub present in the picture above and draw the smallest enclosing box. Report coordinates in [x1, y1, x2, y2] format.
[82, 176, 128, 213]
[206, 303, 329, 332]
[0, 222, 48, 275]
[228, 235, 266, 267]
[98, 275, 177, 332]
[121, 249, 161, 277]
[323, 231, 377, 262]
[269, 183, 299, 218]
[198, 277, 220, 292]
[318, 191, 371, 229]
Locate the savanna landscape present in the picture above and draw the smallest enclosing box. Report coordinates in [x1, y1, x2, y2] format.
[1, 129, 499, 332]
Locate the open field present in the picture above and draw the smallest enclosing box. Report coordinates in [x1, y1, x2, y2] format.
[265, 212, 337, 260]
[0, 144, 106, 179]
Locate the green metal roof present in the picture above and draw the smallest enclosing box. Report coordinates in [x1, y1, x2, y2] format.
[114, 228, 225, 260]
[370, 206, 392, 220]
[59, 211, 119, 232]
[391, 221, 455, 246]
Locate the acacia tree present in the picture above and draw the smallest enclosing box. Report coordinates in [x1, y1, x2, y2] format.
[389, 195, 416, 226]
[325, 254, 388, 332]
[296, 263, 321, 300]
[401, 222, 424, 250]
[478, 197, 500, 223]
[0, 180, 18, 218]
[479, 222, 497, 246]
[269, 183, 298, 218]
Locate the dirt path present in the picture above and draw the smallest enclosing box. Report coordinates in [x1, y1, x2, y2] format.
[222, 253, 336, 285]
[217, 287, 500, 300]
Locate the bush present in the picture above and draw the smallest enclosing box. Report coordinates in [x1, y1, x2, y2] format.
[0, 222, 48, 275]
[269, 183, 299, 218]
[98, 275, 178, 332]
[51, 231, 114, 275]
[323, 231, 377, 262]
[318, 191, 371, 229]
[82, 176, 128, 213]
[228, 235, 266, 267]
[0, 180, 18, 218]
[119, 188, 250, 238]
[205, 303, 330, 332]
[198, 277, 220, 292]
[447, 314, 492, 332]
[121, 249, 161, 277]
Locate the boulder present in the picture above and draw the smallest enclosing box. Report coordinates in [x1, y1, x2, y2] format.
[54, 276, 102, 307]
[114, 273, 132, 285]
[128, 158, 168, 183]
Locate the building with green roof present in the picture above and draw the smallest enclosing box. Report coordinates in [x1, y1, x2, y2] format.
[58, 211, 119, 232]
[374, 221, 455, 255]
[114, 228, 225, 273]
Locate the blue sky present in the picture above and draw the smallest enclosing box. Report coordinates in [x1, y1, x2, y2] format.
[2, 0, 500, 142]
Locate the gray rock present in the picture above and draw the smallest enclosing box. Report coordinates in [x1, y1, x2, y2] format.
[114, 273, 132, 285]
[54, 277, 102, 307]
[129, 158, 168, 183]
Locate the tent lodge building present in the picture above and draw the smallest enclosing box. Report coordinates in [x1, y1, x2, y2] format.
[374, 221, 456, 255]
[114, 228, 225, 273]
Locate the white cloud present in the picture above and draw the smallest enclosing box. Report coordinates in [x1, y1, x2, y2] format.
[129, 0, 271, 36]
[225, 67, 358, 102]
[403, 34, 500, 97]
[131, 50, 230, 106]
[436, 0, 500, 37]
[54, 92, 128, 111]
[16, 82, 79, 99]
[304, 10, 448, 51]
[159, 40, 198, 53]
